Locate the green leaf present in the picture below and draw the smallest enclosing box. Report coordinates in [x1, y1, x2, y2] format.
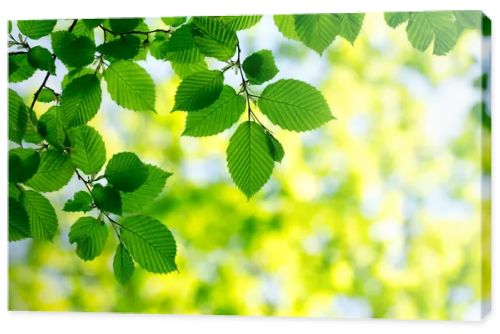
[273, 15, 300, 40]
[27, 46, 56, 75]
[406, 12, 458, 55]
[9, 148, 40, 183]
[259, 79, 333, 131]
[72, 20, 96, 41]
[9, 53, 36, 83]
[83, 19, 104, 29]
[339, 14, 364, 44]
[294, 14, 340, 54]
[121, 165, 172, 213]
[384, 12, 410, 28]
[26, 149, 74, 192]
[21, 190, 58, 240]
[9, 198, 31, 241]
[69, 216, 108, 261]
[59, 74, 102, 127]
[97, 35, 141, 61]
[92, 184, 122, 215]
[172, 70, 224, 111]
[113, 243, 135, 284]
[38, 106, 65, 147]
[17, 20, 57, 39]
[51, 31, 96, 68]
[37, 88, 57, 103]
[104, 60, 156, 112]
[23, 108, 43, 144]
[227, 121, 275, 198]
[183, 85, 245, 137]
[108, 18, 143, 34]
[67, 125, 106, 175]
[221, 15, 262, 31]
[8, 20, 12, 33]
[105, 152, 148, 192]
[242, 49, 279, 85]
[63, 191, 94, 212]
[9, 183, 21, 201]
[192, 17, 237, 61]
[266, 133, 285, 163]
[158, 25, 204, 63]
[161, 17, 186, 27]
[454, 11, 481, 30]
[8, 89, 28, 143]
[120, 215, 177, 274]
[171, 60, 208, 79]
[61, 67, 94, 90]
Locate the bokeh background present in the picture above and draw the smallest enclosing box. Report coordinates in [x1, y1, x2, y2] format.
[8, 13, 491, 320]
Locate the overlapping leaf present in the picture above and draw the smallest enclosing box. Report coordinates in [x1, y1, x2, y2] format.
[21, 190, 58, 240]
[69, 217, 108, 261]
[192, 17, 237, 61]
[67, 125, 106, 175]
[183, 85, 245, 137]
[120, 215, 177, 274]
[51, 31, 96, 68]
[105, 152, 148, 192]
[113, 243, 135, 284]
[104, 60, 156, 112]
[59, 74, 102, 127]
[17, 20, 57, 39]
[172, 70, 224, 111]
[25, 149, 74, 192]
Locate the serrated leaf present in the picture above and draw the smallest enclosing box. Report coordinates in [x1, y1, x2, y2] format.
[21, 190, 58, 240]
[52, 31, 96, 68]
[339, 13, 364, 44]
[173, 70, 224, 111]
[161, 17, 186, 27]
[67, 125, 106, 175]
[104, 60, 156, 112]
[97, 35, 141, 61]
[105, 152, 148, 192]
[9, 53, 36, 83]
[59, 74, 102, 127]
[273, 15, 300, 40]
[242, 49, 279, 85]
[69, 216, 108, 261]
[92, 184, 122, 215]
[9, 197, 31, 241]
[72, 20, 95, 41]
[17, 20, 57, 39]
[294, 14, 340, 54]
[37, 88, 57, 103]
[113, 243, 135, 284]
[108, 18, 143, 34]
[120, 215, 177, 274]
[227, 121, 275, 198]
[23, 108, 42, 144]
[158, 24, 204, 63]
[9, 148, 40, 183]
[27, 46, 56, 75]
[192, 17, 237, 61]
[63, 191, 94, 212]
[8, 89, 28, 143]
[384, 12, 410, 28]
[266, 133, 284, 163]
[61, 67, 94, 89]
[259, 79, 333, 132]
[406, 12, 458, 56]
[121, 165, 172, 213]
[26, 149, 74, 192]
[221, 15, 262, 31]
[171, 60, 208, 79]
[38, 106, 65, 147]
[183, 85, 245, 137]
